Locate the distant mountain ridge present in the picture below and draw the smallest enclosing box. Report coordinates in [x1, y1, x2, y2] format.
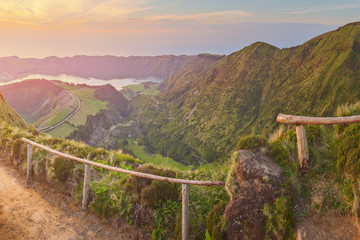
[0, 55, 203, 81]
[135, 22, 360, 164]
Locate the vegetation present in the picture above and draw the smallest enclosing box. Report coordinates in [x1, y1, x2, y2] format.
[1, 22, 360, 239]
[126, 142, 191, 171]
[0, 92, 28, 129]
[0, 122, 228, 239]
[120, 82, 160, 99]
[130, 22, 360, 165]
[67, 87, 107, 126]
[47, 122, 78, 138]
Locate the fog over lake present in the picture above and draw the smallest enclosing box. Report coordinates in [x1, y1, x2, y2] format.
[0, 74, 163, 90]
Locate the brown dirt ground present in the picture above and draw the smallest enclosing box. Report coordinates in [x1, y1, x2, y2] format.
[0, 161, 143, 240]
[296, 209, 360, 240]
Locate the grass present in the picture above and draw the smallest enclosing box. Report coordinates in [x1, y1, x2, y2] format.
[126, 143, 191, 171]
[48, 108, 74, 126]
[20, 113, 36, 123]
[67, 88, 107, 126]
[48, 94, 79, 127]
[121, 83, 160, 99]
[47, 122, 78, 138]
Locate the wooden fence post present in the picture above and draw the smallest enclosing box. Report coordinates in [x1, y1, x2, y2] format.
[26, 144, 33, 184]
[295, 125, 309, 172]
[182, 184, 189, 240]
[82, 164, 91, 211]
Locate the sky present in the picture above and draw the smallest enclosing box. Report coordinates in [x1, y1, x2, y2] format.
[0, 0, 359, 58]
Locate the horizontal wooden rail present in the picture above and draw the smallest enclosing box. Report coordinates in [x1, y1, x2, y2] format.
[21, 137, 225, 186]
[276, 113, 360, 125]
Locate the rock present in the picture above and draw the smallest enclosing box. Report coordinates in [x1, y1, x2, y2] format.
[224, 150, 283, 240]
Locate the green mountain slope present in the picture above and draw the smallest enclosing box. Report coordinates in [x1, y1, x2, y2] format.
[0, 91, 28, 129]
[0, 79, 74, 126]
[137, 22, 360, 164]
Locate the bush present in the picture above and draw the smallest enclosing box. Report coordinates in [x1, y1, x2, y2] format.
[333, 123, 360, 179]
[236, 135, 268, 151]
[52, 156, 75, 182]
[11, 138, 26, 160]
[91, 186, 116, 218]
[263, 195, 295, 240]
[206, 200, 227, 240]
[140, 181, 179, 208]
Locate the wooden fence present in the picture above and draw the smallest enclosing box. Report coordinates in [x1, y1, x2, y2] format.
[276, 113, 360, 172]
[21, 137, 225, 240]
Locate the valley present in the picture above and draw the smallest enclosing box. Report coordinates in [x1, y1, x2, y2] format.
[0, 21, 360, 240]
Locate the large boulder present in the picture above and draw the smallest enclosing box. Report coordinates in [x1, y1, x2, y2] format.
[225, 150, 283, 239]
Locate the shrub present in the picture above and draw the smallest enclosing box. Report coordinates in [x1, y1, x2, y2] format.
[263, 195, 295, 240]
[206, 200, 227, 240]
[52, 156, 75, 182]
[91, 186, 116, 218]
[11, 138, 26, 160]
[333, 123, 360, 179]
[236, 135, 268, 151]
[140, 181, 179, 208]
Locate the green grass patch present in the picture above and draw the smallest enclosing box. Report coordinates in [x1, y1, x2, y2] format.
[48, 108, 73, 126]
[125, 84, 144, 92]
[47, 95, 79, 127]
[121, 83, 160, 99]
[126, 144, 191, 171]
[47, 122, 78, 138]
[67, 88, 107, 126]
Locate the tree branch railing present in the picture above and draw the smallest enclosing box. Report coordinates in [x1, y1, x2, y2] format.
[277, 113, 360, 125]
[276, 113, 360, 172]
[21, 137, 225, 240]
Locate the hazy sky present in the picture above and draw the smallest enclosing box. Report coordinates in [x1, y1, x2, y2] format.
[0, 0, 359, 58]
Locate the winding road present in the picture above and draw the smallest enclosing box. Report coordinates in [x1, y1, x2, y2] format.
[39, 94, 80, 133]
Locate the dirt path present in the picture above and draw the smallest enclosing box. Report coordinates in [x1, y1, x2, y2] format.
[0, 163, 135, 240]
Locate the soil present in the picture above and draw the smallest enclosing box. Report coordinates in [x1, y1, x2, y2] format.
[0, 161, 139, 240]
[296, 210, 360, 240]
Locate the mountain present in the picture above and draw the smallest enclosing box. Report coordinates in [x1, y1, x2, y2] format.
[68, 84, 132, 149]
[67, 54, 224, 150]
[0, 79, 73, 125]
[0, 55, 198, 81]
[0, 79, 131, 139]
[0, 91, 28, 129]
[135, 22, 360, 164]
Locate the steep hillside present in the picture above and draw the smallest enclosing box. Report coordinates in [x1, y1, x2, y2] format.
[0, 55, 197, 81]
[0, 91, 27, 129]
[0, 79, 73, 125]
[136, 22, 360, 164]
[159, 54, 224, 92]
[68, 85, 131, 149]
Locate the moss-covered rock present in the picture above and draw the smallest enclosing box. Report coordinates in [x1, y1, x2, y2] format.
[224, 150, 284, 239]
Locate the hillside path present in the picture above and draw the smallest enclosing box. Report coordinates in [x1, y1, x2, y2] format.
[0, 162, 133, 240]
[39, 94, 81, 133]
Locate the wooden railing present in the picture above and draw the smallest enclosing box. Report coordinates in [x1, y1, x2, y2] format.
[276, 113, 360, 172]
[21, 137, 225, 240]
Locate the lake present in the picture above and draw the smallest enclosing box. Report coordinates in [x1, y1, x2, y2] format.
[0, 74, 163, 90]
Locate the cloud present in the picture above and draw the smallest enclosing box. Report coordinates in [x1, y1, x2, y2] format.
[146, 10, 252, 24]
[0, 0, 153, 27]
[285, 4, 360, 15]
